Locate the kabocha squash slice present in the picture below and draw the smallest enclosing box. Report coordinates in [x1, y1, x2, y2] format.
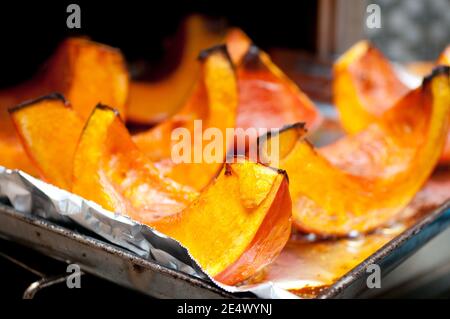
[438, 45, 450, 162]
[438, 45, 450, 66]
[73, 105, 292, 285]
[225, 28, 322, 135]
[334, 41, 450, 163]
[127, 17, 251, 125]
[127, 17, 322, 138]
[259, 67, 450, 236]
[127, 15, 226, 124]
[224, 28, 252, 65]
[333, 40, 409, 134]
[9, 94, 84, 190]
[0, 38, 128, 121]
[132, 46, 238, 191]
[132, 30, 322, 188]
[0, 38, 128, 174]
[43, 38, 129, 120]
[226, 29, 321, 152]
[236, 45, 322, 137]
[74, 105, 197, 220]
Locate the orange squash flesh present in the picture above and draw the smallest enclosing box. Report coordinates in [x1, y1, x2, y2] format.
[0, 38, 128, 174]
[226, 28, 322, 136]
[73, 105, 292, 285]
[48, 38, 129, 120]
[0, 80, 41, 174]
[132, 29, 322, 189]
[259, 67, 450, 236]
[438, 45, 450, 66]
[333, 41, 409, 134]
[225, 28, 252, 64]
[9, 94, 84, 190]
[127, 15, 226, 124]
[153, 162, 292, 284]
[438, 45, 450, 162]
[226, 28, 321, 149]
[132, 46, 238, 191]
[0, 134, 36, 174]
[334, 41, 450, 164]
[127, 17, 322, 139]
[236, 45, 322, 134]
[73, 106, 197, 221]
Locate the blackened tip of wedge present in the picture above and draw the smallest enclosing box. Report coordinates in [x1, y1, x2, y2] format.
[268, 122, 307, 139]
[8, 92, 68, 113]
[257, 122, 307, 156]
[224, 162, 233, 176]
[241, 45, 264, 69]
[198, 44, 231, 63]
[423, 65, 450, 85]
[281, 122, 307, 133]
[278, 168, 289, 184]
[95, 103, 124, 121]
[95, 103, 121, 116]
[257, 165, 289, 183]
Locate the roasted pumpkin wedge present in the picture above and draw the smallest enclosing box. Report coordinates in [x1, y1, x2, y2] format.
[1, 38, 128, 120]
[226, 28, 322, 135]
[438, 45, 450, 66]
[225, 27, 252, 64]
[47, 38, 129, 120]
[226, 30, 321, 152]
[73, 105, 292, 285]
[127, 17, 322, 136]
[333, 40, 409, 134]
[132, 32, 321, 186]
[127, 15, 226, 124]
[9, 94, 84, 190]
[259, 67, 450, 236]
[438, 45, 450, 162]
[236, 45, 322, 135]
[334, 41, 450, 164]
[0, 38, 128, 173]
[73, 105, 197, 219]
[132, 46, 238, 191]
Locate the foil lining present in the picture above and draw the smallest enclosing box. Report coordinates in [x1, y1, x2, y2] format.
[0, 166, 297, 298]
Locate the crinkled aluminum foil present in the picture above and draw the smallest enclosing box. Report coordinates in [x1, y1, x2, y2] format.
[0, 166, 297, 298]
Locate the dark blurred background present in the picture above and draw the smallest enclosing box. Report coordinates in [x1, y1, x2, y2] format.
[1, 0, 448, 90]
[0, 1, 318, 87]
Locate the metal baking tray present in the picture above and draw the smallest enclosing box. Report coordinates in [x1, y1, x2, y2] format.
[0, 202, 234, 299]
[1, 198, 449, 299]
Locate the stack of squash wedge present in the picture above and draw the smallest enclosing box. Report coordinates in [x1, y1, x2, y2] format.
[1, 15, 449, 286]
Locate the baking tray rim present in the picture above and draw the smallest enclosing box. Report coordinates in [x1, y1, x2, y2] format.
[1, 200, 450, 299]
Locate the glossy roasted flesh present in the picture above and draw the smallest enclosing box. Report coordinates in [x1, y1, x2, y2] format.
[438, 46, 450, 66]
[333, 41, 409, 133]
[437, 45, 450, 162]
[133, 46, 238, 191]
[0, 38, 128, 174]
[9, 94, 84, 190]
[334, 41, 450, 164]
[260, 67, 450, 236]
[236, 45, 322, 134]
[73, 105, 292, 285]
[127, 17, 322, 143]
